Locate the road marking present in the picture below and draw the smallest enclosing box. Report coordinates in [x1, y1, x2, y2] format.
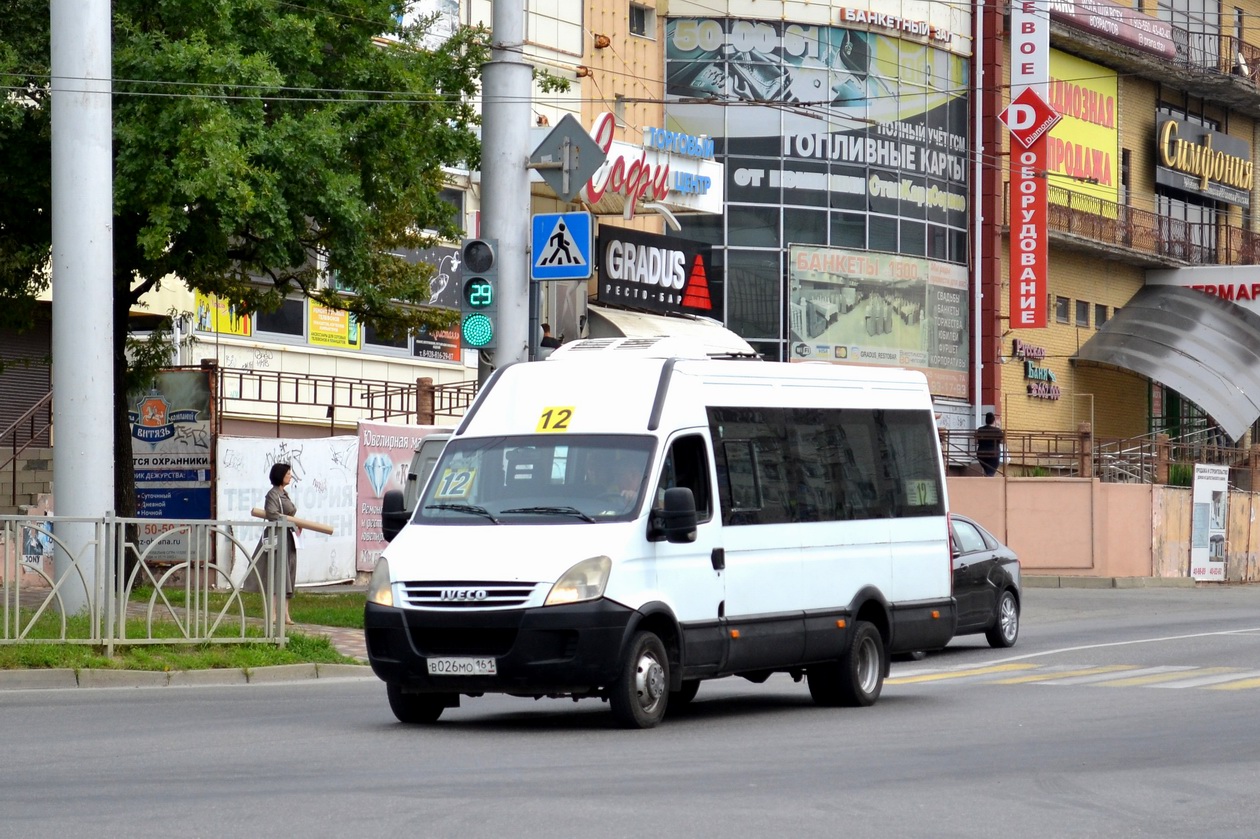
[1150, 669, 1260, 689]
[886, 663, 1037, 685]
[1205, 674, 1260, 691]
[995, 665, 1136, 685]
[981, 626, 1260, 669]
[1084, 665, 1203, 687]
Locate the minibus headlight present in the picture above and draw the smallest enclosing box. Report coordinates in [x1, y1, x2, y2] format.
[544, 556, 612, 606]
[367, 557, 394, 607]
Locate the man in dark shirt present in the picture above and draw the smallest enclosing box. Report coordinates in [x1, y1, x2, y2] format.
[975, 411, 1004, 477]
[540, 323, 562, 349]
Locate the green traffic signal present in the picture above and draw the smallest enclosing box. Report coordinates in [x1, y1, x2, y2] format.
[461, 313, 494, 348]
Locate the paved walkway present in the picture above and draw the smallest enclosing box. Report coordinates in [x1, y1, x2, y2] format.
[297, 622, 366, 661]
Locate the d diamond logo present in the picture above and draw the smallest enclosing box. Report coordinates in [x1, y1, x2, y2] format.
[999, 88, 1061, 149]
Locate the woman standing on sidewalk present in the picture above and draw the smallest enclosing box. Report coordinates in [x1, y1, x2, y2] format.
[264, 462, 300, 625]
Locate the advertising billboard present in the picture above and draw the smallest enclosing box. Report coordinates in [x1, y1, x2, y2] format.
[788, 245, 968, 398]
[1047, 50, 1119, 208]
[666, 19, 970, 233]
[130, 369, 214, 561]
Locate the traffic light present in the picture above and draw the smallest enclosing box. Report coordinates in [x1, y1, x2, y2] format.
[459, 238, 498, 350]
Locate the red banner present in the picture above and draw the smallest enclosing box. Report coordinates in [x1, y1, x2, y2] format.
[1009, 134, 1048, 329]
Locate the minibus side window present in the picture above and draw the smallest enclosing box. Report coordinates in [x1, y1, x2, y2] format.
[878, 412, 945, 516]
[709, 406, 789, 526]
[722, 441, 761, 513]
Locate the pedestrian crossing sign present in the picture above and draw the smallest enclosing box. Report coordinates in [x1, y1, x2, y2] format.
[531, 212, 593, 281]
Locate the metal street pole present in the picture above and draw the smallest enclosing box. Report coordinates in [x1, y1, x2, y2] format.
[479, 0, 533, 377]
[50, 0, 116, 613]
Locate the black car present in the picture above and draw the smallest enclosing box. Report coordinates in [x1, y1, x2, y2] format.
[950, 513, 1021, 648]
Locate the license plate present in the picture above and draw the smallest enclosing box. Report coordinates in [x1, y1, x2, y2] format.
[426, 657, 497, 676]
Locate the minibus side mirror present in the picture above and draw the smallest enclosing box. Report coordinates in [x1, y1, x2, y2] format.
[654, 487, 698, 544]
[381, 489, 410, 543]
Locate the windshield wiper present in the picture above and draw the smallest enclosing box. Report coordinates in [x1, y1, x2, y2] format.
[424, 503, 500, 523]
[501, 506, 596, 523]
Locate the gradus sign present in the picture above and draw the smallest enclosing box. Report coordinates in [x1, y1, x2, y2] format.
[597, 226, 720, 316]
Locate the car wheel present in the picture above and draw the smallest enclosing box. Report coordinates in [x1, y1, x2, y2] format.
[666, 679, 700, 715]
[985, 590, 1020, 648]
[807, 620, 884, 707]
[386, 683, 449, 724]
[609, 631, 670, 729]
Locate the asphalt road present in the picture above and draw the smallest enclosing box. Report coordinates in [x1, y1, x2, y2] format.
[4, 586, 1260, 839]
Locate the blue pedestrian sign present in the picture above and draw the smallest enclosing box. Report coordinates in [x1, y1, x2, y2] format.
[531, 212, 592, 281]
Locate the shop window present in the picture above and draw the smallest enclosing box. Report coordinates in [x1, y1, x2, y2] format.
[1055, 296, 1070, 324]
[1075, 299, 1090, 327]
[830, 212, 865, 249]
[899, 220, 926, 257]
[868, 216, 898, 253]
[926, 225, 949, 261]
[365, 323, 409, 350]
[783, 208, 827, 245]
[255, 298, 305, 338]
[1095, 303, 1109, 328]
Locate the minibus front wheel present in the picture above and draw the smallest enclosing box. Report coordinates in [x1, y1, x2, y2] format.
[610, 631, 670, 729]
[806, 620, 885, 707]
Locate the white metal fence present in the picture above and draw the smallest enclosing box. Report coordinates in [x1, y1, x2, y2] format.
[0, 515, 293, 652]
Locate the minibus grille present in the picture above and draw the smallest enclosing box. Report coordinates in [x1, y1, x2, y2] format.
[399, 581, 539, 609]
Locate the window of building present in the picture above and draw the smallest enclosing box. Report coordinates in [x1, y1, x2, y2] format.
[365, 323, 410, 351]
[255, 298, 305, 338]
[1055, 296, 1070, 324]
[629, 3, 655, 38]
[1156, 0, 1221, 68]
[1076, 299, 1090, 327]
[1095, 303, 1109, 327]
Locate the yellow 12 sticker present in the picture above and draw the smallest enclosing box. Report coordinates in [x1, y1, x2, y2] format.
[433, 467, 476, 500]
[536, 406, 574, 432]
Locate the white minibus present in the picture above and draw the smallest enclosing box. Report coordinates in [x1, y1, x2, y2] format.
[366, 338, 954, 728]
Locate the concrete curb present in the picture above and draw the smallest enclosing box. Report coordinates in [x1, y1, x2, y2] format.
[0, 662, 373, 691]
[1024, 575, 1199, 589]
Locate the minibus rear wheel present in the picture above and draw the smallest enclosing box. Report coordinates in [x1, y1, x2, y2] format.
[387, 683, 448, 724]
[807, 620, 884, 707]
[610, 631, 670, 728]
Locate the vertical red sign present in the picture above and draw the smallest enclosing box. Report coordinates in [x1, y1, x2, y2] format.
[1006, 0, 1053, 330]
[1009, 134, 1049, 328]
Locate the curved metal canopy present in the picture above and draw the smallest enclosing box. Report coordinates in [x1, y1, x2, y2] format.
[1075, 285, 1260, 440]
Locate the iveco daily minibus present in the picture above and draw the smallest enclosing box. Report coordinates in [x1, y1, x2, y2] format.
[366, 338, 954, 728]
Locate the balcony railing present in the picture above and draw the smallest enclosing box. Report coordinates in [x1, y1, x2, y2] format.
[1003, 183, 1260, 266]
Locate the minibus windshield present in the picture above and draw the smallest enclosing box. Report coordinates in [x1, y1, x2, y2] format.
[414, 434, 656, 524]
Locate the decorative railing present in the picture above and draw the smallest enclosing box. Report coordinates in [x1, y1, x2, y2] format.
[1004, 183, 1260, 266]
[1, 514, 293, 651]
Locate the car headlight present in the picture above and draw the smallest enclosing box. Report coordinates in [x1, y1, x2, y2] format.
[544, 556, 612, 606]
[367, 557, 394, 607]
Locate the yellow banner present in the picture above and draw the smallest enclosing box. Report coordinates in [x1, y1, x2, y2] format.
[1047, 50, 1119, 211]
[194, 293, 252, 336]
[308, 301, 361, 350]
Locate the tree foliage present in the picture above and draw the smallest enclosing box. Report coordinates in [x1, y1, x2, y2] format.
[3, 0, 488, 330]
[0, 0, 490, 512]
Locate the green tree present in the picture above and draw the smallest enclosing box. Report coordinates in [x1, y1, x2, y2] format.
[0, 0, 488, 515]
